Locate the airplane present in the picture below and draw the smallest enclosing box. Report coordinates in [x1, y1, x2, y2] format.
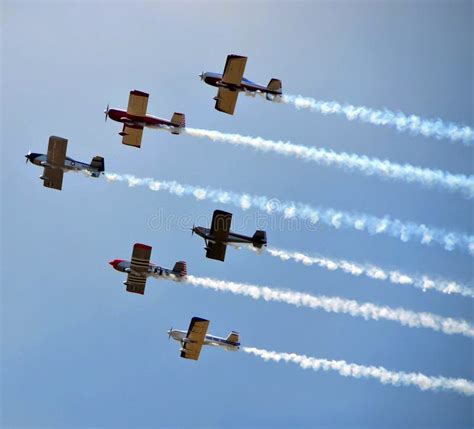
[104, 90, 186, 148]
[168, 317, 240, 361]
[199, 54, 282, 115]
[109, 243, 187, 295]
[25, 135, 104, 191]
[192, 210, 267, 262]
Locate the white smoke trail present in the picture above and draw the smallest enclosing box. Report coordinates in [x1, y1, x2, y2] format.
[265, 247, 474, 299]
[281, 94, 474, 145]
[243, 347, 474, 396]
[105, 172, 474, 256]
[183, 275, 474, 338]
[185, 128, 474, 198]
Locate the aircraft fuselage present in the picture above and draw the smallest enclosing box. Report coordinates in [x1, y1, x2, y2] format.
[193, 226, 265, 249]
[107, 109, 181, 133]
[201, 72, 280, 96]
[109, 259, 186, 282]
[25, 153, 102, 177]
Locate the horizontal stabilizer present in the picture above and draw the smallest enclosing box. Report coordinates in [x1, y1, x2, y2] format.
[172, 261, 187, 277]
[252, 230, 267, 248]
[90, 156, 105, 172]
[226, 331, 240, 345]
[266, 78, 282, 101]
[170, 112, 185, 134]
[267, 78, 282, 94]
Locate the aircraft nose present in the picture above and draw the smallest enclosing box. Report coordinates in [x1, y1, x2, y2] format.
[109, 260, 117, 267]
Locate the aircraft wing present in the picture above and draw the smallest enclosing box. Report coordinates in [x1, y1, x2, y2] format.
[42, 166, 64, 191]
[221, 54, 247, 85]
[121, 125, 144, 148]
[205, 241, 227, 262]
[127, 90, 149, 117]
[125, 243, 152, 295]
[214, 87, 239, 115]
[180, 317, 210, 361]
[46, 136, 68, 167]
[210, 210, 232, 242]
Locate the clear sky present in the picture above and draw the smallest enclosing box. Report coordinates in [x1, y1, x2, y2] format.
[2, 1, 473, 428]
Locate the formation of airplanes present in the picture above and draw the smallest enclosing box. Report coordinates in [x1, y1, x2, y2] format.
[109, 244, 240, 360]
[26, 54, 278, 361]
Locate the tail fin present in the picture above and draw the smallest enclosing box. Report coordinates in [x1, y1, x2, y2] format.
[172, 261, 187, 277]
[90, 156, 105, 174]
[266, 78, 282, 100]
[170, 112, 186, 135]
[252, 230, 267, 248]
[226, 331, 240, 345]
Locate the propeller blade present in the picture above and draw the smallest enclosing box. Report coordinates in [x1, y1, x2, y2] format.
[104, 103, 109, 122]
[191, 224, 195, 236]
[199, 72, 205, 82]
[168, 327, 173, 340]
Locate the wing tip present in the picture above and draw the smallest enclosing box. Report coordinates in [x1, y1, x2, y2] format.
[133, 243, 152, 251]
[49, 135, 68, 140]
[130, 89, 149, 98]
[213, 209, 232, 216]
[191, 316, 210, 324]
[228, 54, 247, 60]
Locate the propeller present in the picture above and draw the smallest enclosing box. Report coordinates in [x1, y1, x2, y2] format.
[25, 150, 31, 164]
[104, 103, 110, 122]
[191, 224, 195, 236]
[168, 327, 173, 340]
[199, 71, 205, 82]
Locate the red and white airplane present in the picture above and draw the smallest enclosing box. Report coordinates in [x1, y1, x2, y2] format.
[104, 90, 186, 148]
[109, 243, 187, 295]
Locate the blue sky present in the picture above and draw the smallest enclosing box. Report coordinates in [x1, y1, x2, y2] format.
[2, 1, 472, 428]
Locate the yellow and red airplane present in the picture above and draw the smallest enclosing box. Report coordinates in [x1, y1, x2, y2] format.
[105, 90, 185, 148]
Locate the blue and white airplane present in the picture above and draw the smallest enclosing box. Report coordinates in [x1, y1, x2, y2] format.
[200, 54, 282, 115]
[25, 136, 104, 191]
[168, 317, 240, 361]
